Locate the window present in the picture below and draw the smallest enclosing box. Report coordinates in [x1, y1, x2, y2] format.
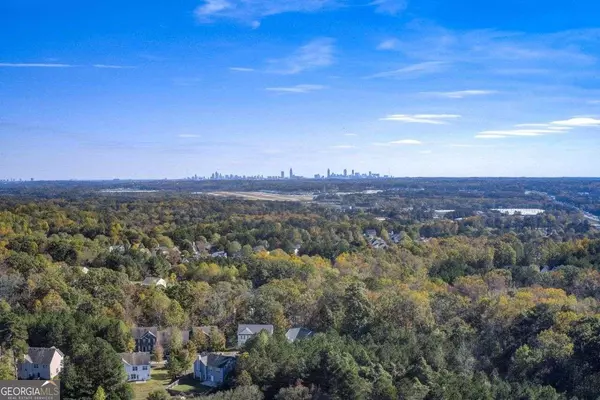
[34, 364, 38, 369]
[142, 366, 148, 370]
[133, 366, 138, 371]
[131, 374, 137, 380]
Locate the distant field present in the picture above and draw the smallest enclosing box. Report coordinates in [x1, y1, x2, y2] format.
[205, 191, 314, 202]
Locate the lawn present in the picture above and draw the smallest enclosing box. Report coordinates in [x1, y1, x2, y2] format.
[170, 375, 212, 396]
[131, 366, 171, 400]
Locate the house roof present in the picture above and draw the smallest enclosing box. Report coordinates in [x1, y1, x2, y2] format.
[192, 326, 217, 337]
[286, 328, 314, 342]
[24, 347, 63, 365]
[197, 352, 238, 368]
[142, 277, 165, 285]
[131, 327, 190, 345]
[237, 324, 274, 335]
[120, 352, 151, 366]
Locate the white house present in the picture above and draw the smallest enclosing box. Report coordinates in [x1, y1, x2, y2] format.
[120, 352, 151, 382]
[18, 347, 64, 380]
[141, 277, 167, 288]
[237, 324, 274, 347]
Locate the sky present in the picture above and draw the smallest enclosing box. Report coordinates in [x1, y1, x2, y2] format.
[1, 0, 599, 179]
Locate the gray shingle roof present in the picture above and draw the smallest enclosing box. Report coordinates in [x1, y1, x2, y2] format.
[131, 327, 190, 345]
[237, 324, 274, 335]
[197, 352, 238, 368]
[120, 352, 151, 366]
[286, 328, 314, 342]
[24, 347, 63, 365]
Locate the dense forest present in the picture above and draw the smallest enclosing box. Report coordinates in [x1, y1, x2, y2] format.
[1, 179, 600, 399]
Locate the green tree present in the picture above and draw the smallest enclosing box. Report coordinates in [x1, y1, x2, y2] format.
[153, 343, 164, 363]
[209, 327, 226, 352]
[92, 386, 106, 400]
[341, 282, 372, 338]
[147, 389, 169, 400]
[275, 385, 312, 400]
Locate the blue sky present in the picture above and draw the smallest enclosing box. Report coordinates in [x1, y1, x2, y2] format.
[1, 0, 599, 179]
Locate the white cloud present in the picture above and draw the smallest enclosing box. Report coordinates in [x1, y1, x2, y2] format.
[384, 25, 598, 77]
[229, 67, 255, 72]
[0, 63, 73, 68]
[344, 133, 358, 136]
[515, 123, 550, 127]
[477, 129, 560, 137]
[551, 117, 600, 127]
[388, 139, 423, 145]
[93, 64, 136, 69]
[178, 134, 202, 138]
[371, 0, 407, 15]
[475, 134, 507, 139]
[380, 114, 461, 124]
[330, 145, 357, 149]
[419, 150, 433, 154]
[367, 61, 447, 78]
[194, 0, 405, 24]
[422, 90, 497, 98]
[269, 38, 334, 74]
[265, 84, 327, 93]
[377, 39, 399, 51]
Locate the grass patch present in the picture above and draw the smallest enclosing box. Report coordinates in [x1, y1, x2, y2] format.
[131, 366, 171, 400]
[170, 375, 211, 395]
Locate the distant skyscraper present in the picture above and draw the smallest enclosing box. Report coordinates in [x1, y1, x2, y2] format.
[327, 168, 330, 178]
[343, 169, 347, 177]
[351, 169, 354, 176]
[281, 171, 284, 179]
[289, 168, 293, 178]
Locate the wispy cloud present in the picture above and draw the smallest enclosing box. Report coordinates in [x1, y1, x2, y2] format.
[229, 67, 255, 72]
[476, 115, 598, 140]
[194, 0, 405, 24]
[268, 38, 334, 74]
[344, 133, 358, 137]
[330, 144, 357, 149]
[551, 117, 600, 127]
[367, 61, 447, 79]
[377, 39, 399, 51]
[265, 84, 327, 93]
[419, 150, 433, 154]
[475, 134, 508, 139]
[374, 139, 423, 146]
[380, 114, 461, 124]
[421, 90, 497, 98]
[370, 0, 407, 15]
[0, 63, 73, 68]
[93, 64, 136, 69]
[178, 134, 202, 138]
[477, 129, 559, 137]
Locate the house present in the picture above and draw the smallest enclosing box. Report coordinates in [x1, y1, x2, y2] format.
[286, 328, 314, 343]
[193, 352, 238, 387]
[109, 245, 126, 253]
[364, 229, 377, 239]
[237, 324, 274, 347]
[211, 251, 228, 258]
[18, 347, 64, 380]
[131, 327, 191, 353]
[368, 237, 388, 249]
[141, 277, 167, 288]
[191, 326, 217, 339]
[120, 352, 151, 382]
